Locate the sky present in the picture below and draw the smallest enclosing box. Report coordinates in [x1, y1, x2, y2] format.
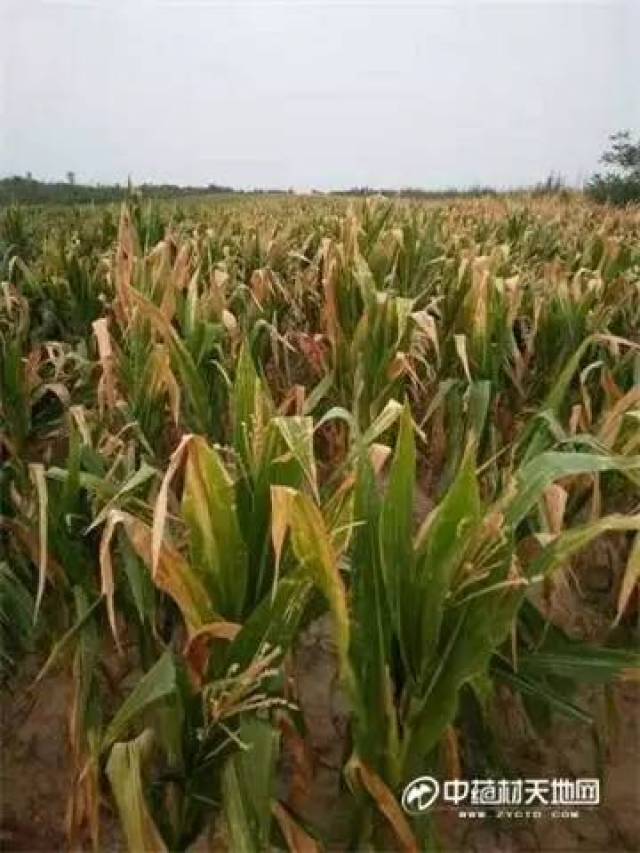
[1, 0, 638, 191]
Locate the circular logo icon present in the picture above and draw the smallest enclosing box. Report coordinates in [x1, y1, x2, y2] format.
[401, 776, 440, 814]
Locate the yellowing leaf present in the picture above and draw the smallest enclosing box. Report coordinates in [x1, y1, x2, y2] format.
[29, 463, 48, 624]
[99, 510, 125, 652]
[615, 534, 640, 627]
[272, 802, 320, 853]
[152, 434, 193, 578]
[271, 486, 351, 682]
[106, 730, 167, 853]
[92, 317, 118, 414]
[542, 484, 567, 535]
[353, 759, 418, 853]
[270, 485, 296, 599]
[122, 513, 215, 634]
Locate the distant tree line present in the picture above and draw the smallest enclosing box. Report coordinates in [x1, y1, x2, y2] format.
[332, 185, 500, 199]
[586, 131, 640, 206]
[3, 132, 639, 207]
[0, 175, 236, 206]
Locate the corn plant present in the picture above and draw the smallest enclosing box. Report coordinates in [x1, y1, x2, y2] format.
[3, 193, 640, 852]
[269, 403, 640, 849]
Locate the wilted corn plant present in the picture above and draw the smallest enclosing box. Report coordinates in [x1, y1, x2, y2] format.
[269, 402, 640, 850]
[2, 194, 639, 852]
[52, 347, 330, 850]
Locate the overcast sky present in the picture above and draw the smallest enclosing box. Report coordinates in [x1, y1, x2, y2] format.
[1, 0, 638, 190]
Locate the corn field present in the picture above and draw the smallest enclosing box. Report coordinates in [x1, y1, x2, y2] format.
[1, 194, 639, 852]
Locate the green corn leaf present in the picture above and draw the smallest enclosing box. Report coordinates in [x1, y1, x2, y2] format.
[526, 513, 640, 580]
[303, 370, 335, 414]
[503, 452, 640, 527]
[232, 343, 265, 473]
[118, 531, 155, 628]
[491, 660, 593, 725]
[223, 572, 313, 674]
[35, 591, 103, 684]
[221, 717, 279, 853]
[221, 760, 256, 853]
[103, 651, 177, 751]
[182, 437, 248, 620]
[350, 451, 399, 782]
[466, 379, 491, 440]
[0, 562, 34, 681]
[271, 416, 318, 500]
[379, 403, 415, 666]
[231, 343, 276, 470]
[106, 729, 167, 853]
[71, 585, 103, 750]
[361, 399, 404, 448]
[414, 441, 481, 684]
[404, 585, 519, 765]
[86, 463, 157, 533]
[129, 289, 213, 435]
[521, 333, 637, 459]
[518, 647, 640, 683]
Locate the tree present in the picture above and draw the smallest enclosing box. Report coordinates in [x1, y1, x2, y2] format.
[586, 130, 640, 205]
[601, 131, 640, 171]
[66, 171, 76, 185]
